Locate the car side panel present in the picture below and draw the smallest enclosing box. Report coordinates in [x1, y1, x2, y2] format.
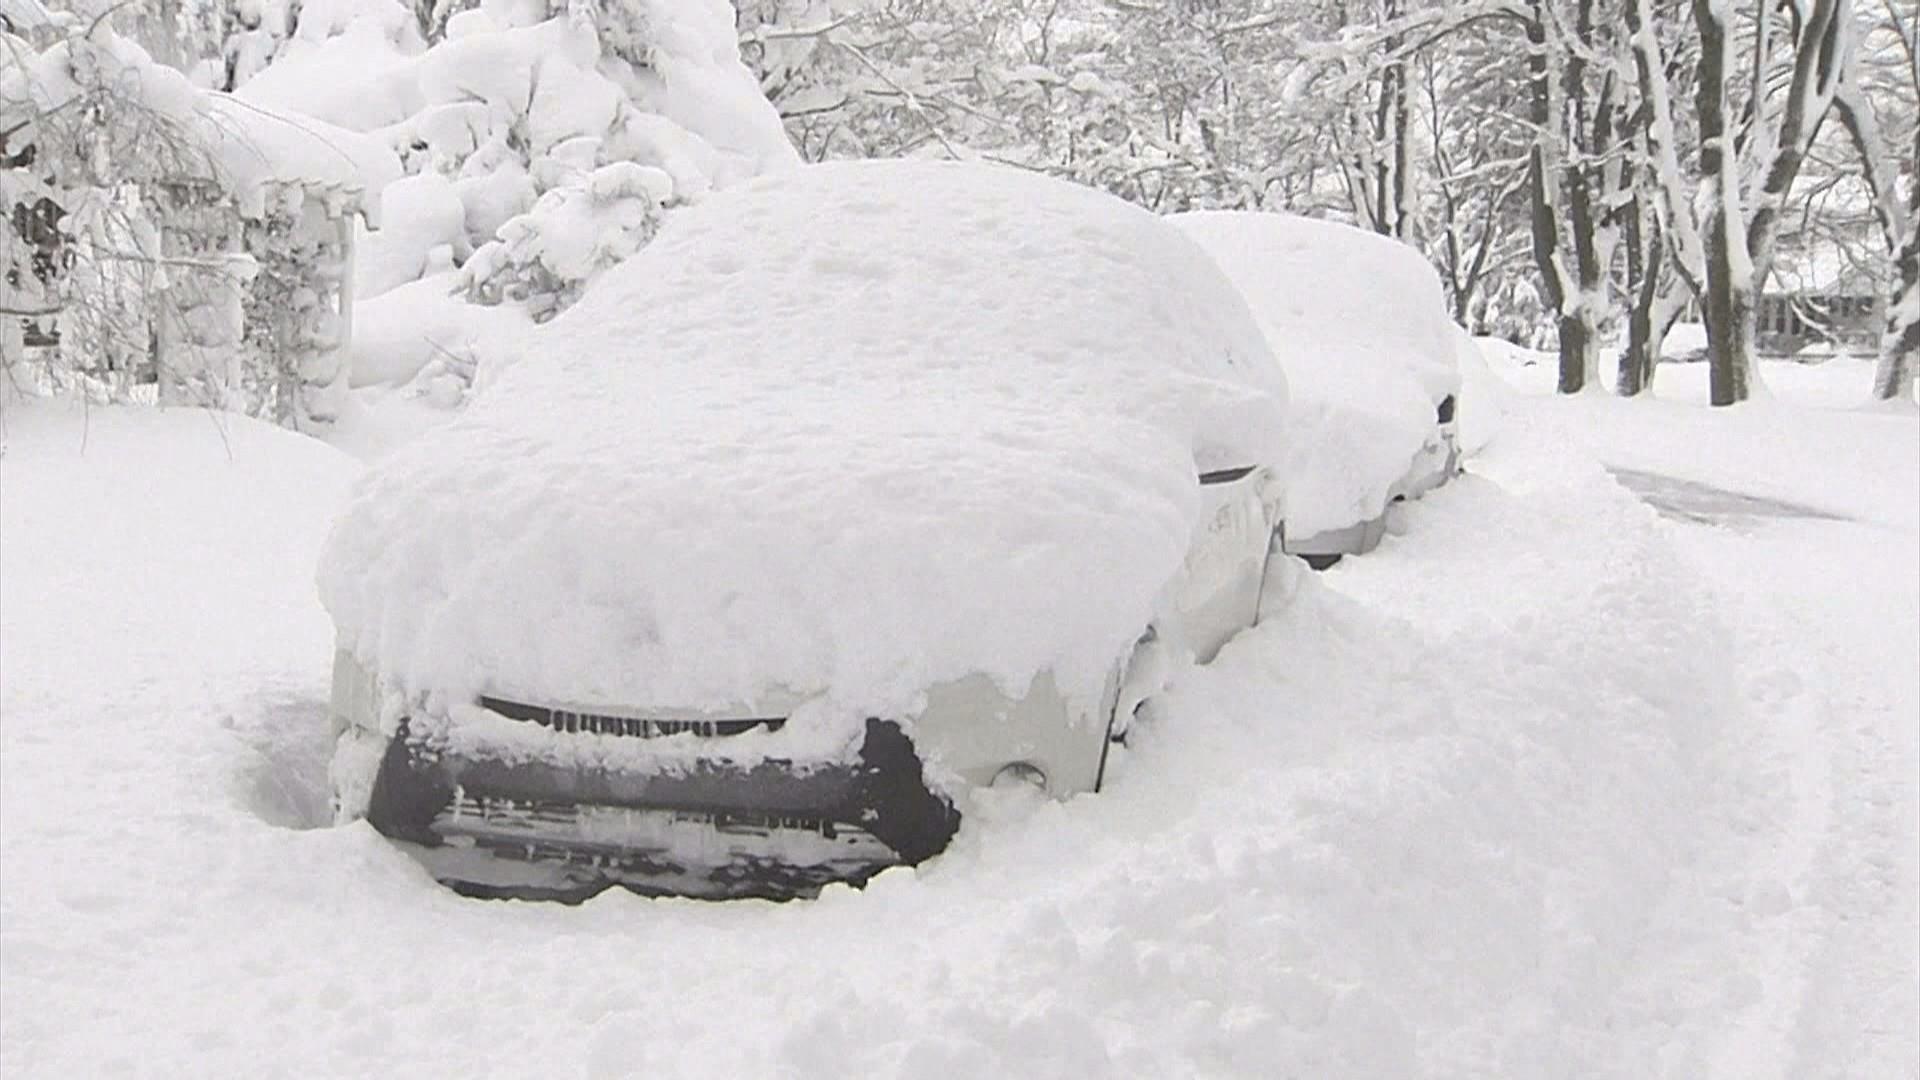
[1165, 467, 1282, 663]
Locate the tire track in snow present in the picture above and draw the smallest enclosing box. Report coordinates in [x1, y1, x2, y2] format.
[1622, 518, 1917, 1080]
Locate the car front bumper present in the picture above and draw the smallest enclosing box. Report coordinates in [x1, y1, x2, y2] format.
[354, 703, 961, 901]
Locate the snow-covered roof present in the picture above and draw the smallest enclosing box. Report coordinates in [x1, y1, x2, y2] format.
[1170, 211, 1462, 538]
[204, 94, 402, 224]
[0, 25, 400, 224]
[318, 160, 1288, 716]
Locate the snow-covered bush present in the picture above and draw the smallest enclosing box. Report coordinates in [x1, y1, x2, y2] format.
[462, 160, 670, 317]
[239, 0, 795, 330]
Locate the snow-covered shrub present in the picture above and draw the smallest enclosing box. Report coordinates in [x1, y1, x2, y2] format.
[237, 0, 795, 332]
[219, 0, 297, 89]
[352, 169, 466, 297]
[463, 161, 669, 318]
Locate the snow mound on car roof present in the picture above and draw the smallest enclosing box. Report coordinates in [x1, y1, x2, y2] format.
[1171, 212, 1462, 538]
[318, 160, 1287, 718]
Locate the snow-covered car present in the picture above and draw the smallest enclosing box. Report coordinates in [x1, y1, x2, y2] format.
[1171, 212, 1464, 566]
[319, 160, 1293, 902]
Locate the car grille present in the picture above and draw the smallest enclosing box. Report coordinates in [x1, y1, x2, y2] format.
[478, 696, 787, 738]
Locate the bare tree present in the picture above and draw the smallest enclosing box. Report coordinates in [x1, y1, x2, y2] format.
[1618, 0, 1704, 395]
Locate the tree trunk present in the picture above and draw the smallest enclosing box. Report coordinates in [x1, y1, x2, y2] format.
[1556, 313, 1602, 393]
[1690, 0, 1755, 405]
[1835, 82, 1919, 403]
[1619, 201, 1666, 397]
[1872, 229, 1918, 401]
[1702, 208, 1756, 405]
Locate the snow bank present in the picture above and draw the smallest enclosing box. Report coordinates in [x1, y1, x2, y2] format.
[319, 160, 1287, 716]
[0, 403, 358, 701]
[1171, 212, 1463, 538]
[345, 270, 529, 388]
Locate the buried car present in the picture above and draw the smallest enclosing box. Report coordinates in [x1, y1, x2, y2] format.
[319, 160, 1294, 902]
[1170, 212, 1465, 567]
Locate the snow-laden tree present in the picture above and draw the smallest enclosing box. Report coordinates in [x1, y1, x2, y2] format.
[1412, 38, 1534, 329]
[1673, 0, 1853, 403]
[733, 0, 1293, 206]
[1833, 0, 1917, 401]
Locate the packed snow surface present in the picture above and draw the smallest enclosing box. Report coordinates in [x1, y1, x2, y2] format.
[319, 160, 1288, 715]
[4, 354, 1912, 1076]
[1171, 211, 1463, 537]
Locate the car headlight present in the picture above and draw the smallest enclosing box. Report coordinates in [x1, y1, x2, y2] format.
[992, 761, 1049, 791]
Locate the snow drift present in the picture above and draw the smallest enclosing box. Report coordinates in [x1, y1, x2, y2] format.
[1171, 212, 1464, 538]
[318, 160, 1288, 718]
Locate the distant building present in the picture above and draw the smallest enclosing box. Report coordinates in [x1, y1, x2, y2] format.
[1756, 180, 1886, 355]
[1668, 181, 1887, 359]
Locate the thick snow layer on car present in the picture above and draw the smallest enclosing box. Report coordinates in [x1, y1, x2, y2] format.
[1171, 212, 1463, 538]
[318, 160, 1288, 718]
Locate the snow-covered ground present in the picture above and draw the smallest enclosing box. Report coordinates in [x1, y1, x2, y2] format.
[1, 353, 1913, 1077]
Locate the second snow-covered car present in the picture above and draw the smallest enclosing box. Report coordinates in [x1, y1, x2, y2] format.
[1171, 212, 1465, 566]
[320, 160, 1294, 902]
